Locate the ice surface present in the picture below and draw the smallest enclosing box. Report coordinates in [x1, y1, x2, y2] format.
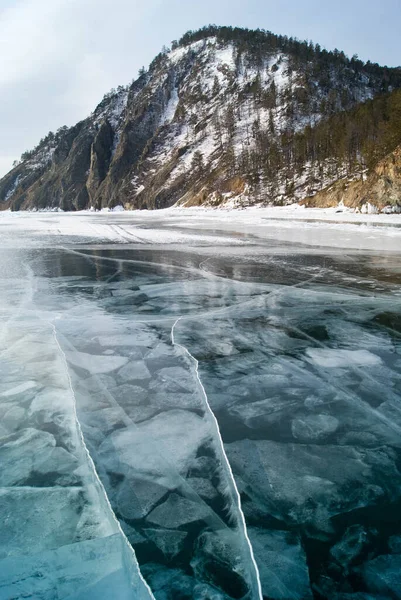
[58, 301, 260, 597]
[66, 350, 129, 373]
[226, 439, 401, 533]
[149, 366, 195, 393]
[0, 486, 114, 557]
[190, 530, 258, 599]
[0, 273, 154, 598]
[98, 410, 211, 481]
[358, 554, 401, 597]
[305, 348, 383, 368]
[330, 525, 370, 570]
[248, 528, 312, 599]
[118, 360, 152, 381]
[0, 534, 152, 600]
[78, 373, 117, 392]
[187, 477, 218, 500]
[0, 381, 37, 397]
[1, 211, 400, 598]
[141, 563, 231, 600]
[147, 493, 211, 528]
[0, 428, 74, 487]
[1, 406, 25, 432]
[143, 528, 188, 559]
[3, 206, 401, 252]
[84, 406, 128, 436]
[115, 478, 168, 520]
[104, 383, 148, 409]
[388, 535, 401, 554]
[97, 333, 153, 347]
[291, 414, 340, 441]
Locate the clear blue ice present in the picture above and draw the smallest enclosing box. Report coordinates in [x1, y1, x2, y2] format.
[0, 217, 400, 599]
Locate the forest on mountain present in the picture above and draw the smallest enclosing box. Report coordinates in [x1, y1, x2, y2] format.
[1, 25, 401, 211]
[226, 88, 401, 199]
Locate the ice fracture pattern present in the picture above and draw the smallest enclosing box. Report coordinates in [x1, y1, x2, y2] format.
[0, 216, 401, 600]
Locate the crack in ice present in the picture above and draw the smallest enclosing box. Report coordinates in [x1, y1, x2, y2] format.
[50, 321, 156, 600]
[55, 329, 236, 533]
[171, 316, 264, 600]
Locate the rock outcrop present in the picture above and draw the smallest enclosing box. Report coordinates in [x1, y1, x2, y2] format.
[1, 26, 401, 211]
[303, 145, 401, 211]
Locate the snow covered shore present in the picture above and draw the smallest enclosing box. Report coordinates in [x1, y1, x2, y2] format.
[1, 205, 401, 252]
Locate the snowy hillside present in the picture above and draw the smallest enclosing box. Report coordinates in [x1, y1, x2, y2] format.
[1, 26, 401, 211]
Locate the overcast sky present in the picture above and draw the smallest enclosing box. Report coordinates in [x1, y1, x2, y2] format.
[1, 0, 400, 177]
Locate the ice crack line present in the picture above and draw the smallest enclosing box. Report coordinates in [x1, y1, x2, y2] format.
[50, 321, 156, 600]
[56, 329, 230, 534]
[171, 316, 263, 600]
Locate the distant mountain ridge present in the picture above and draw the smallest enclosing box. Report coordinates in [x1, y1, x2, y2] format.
[2, 25, 401, 211]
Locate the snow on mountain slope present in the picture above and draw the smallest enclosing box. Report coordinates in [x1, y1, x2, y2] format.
[1, 26, 401, 211]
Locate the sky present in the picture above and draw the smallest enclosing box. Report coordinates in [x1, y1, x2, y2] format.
[1, 0, 400, 177]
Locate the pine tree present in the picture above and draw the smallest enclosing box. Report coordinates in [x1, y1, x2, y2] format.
[224, 105, 236, 141]
[190, 151, 204, 176]
[212, 76, 221, 96]
[213, 111, 224, 152]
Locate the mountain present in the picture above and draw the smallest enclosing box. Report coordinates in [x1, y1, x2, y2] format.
[2, 25, 401, 212]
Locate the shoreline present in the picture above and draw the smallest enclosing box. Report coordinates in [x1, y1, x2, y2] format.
[1, 205, 401, 253]
[3, 204, 401, 226]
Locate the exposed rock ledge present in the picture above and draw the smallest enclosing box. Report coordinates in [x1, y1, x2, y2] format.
[302, 146, 401, 212]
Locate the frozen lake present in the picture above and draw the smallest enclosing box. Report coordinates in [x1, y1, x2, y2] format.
[0, 211, 401, 600]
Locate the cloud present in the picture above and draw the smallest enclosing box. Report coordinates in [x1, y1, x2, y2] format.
[0, 0, 400, 177]
[0, 0, 163, 175]
[0, 0, 68, 86]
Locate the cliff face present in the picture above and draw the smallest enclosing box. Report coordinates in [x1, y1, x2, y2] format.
[302, 146, 401, 211]
[1, 26, 401, 211]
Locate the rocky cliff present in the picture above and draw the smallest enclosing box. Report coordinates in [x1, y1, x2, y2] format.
[303, 145, 401, 212]
[1, 26, 401, 211]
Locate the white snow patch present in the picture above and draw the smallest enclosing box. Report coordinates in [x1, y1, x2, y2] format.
[214, 45, 235, 70]
[306, 349, 383, 368]
[5, 175, 22, 201]
[27, 147, 55, 171]
[0, 381, 37, 397]
[132, 184, 145, 195]
[168, 40, 207, 65]
[65, 350, 129, 374]
[160, 88, 179, 126]
[1, 207, 401, 252]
